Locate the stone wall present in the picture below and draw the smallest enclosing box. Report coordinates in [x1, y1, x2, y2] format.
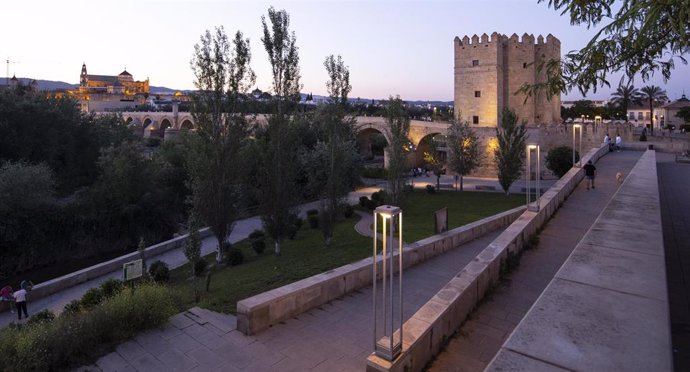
[236, 206, 525, 336]
[366, 144, 610, 372]
[486, 150, 671, 371]
[0, 228, 214, 311]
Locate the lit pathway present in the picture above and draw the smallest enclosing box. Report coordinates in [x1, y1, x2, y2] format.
[428, 150, 642, 371]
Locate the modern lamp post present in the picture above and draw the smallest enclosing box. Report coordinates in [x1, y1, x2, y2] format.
[372, 205, 403, 361]
[572, 124, 582, 167]
[526, 144, 540, 212]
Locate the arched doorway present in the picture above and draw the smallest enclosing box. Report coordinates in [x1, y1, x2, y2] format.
[416, 133, 447, 168]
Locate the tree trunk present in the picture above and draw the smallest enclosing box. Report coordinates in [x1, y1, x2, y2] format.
[215, 241, 223, 264]
[274, 240, 281, 256]
[460, 174, 464, 191]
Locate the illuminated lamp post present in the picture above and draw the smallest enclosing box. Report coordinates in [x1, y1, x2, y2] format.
[526, 144, 540, 212]
[372, 205, 403, 361]
[572, 124, 582, 167]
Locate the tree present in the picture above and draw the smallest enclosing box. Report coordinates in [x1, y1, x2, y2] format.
[303, 55, 359, 246]
[495, 108, 528, 195]
[189, 27, 255, 263]
[183, 212, 202, 302]
[640, 85, 668, 135]
[384, 96, 411, 207]
[423, 138, 445, 191]
[545, 145, 579, 178]
[676, 107, 690, 124]
[259, 7, 303, 256]
[610, 83, 642, 121]
[137, 237, 148, 278]
[446, 120, 482, 191]
[522, 1, 690, 98]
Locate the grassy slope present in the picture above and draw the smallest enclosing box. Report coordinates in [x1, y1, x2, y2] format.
[168, 191, 524, 314]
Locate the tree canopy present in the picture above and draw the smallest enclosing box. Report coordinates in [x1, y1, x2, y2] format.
[523, 0, 690, 97]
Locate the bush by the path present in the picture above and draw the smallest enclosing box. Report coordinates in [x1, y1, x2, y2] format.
[0, 282, 176, 372]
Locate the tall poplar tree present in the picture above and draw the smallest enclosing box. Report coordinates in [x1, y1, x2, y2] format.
[495, 108, 527, 195]
[446, 119, 482, 191]
[259, 7, 302, 256]
[384, 96, 411, 207]
[189, 27, 255, 263]
[304, 55, 360, 245]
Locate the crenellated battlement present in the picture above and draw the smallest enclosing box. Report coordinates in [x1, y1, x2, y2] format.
[456, 32, 559, 47]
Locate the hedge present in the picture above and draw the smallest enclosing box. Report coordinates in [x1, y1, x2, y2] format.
[0, 282, 176, 372]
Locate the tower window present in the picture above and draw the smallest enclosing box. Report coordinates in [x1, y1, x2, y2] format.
[474, 91, 481, 98]
[523, 63, 527, 68]
[472, 116, 479, 124]
[472, 60, 479, 67]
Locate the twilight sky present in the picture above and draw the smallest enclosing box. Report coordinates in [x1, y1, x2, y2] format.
[2, 0, 688, 101]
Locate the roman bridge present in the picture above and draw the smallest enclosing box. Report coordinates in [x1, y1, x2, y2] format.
[109, 111, 454, 167]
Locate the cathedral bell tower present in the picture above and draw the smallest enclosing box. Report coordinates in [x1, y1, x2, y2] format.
[80, 63, 88, 87]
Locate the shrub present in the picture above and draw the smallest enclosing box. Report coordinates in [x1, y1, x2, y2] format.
[80, 288, 105, 310]
[0, 283, 175, 372]
[62, 300, 82, 316]
[99, 279, 124, 299]
[27, 309, 55, 327]
[288, 213, 303, 230]
[248, 230, 265, 240]
[343, 204, 354, 218]
[306, 209, 319, 216]
[359, 196, 369, 207]
[225, 248, 244, 266]
[145, 137, 162, 147]
[148, 261, 170, 283]
[287, 224, 298, 240]
[545, 145, 578, 178]
[251, 239, 266, 255]
[307, 214, 319, 229]
[365, 198, 377, 211]
[361, 167, 388, 179]
[371, 189, 387, 205]
[426, 185, 436, 194]
[640, 133, 647, 141]
[193, 259, 207, 277]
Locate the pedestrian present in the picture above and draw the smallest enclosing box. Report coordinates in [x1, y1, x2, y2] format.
[615, 134, 622, 152]
[583, 160, 596, 190]
[603, 133, 610, 145]
[13, 286, 28, 320]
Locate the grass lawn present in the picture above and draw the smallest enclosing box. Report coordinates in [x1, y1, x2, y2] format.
[399, 190, 524, 242]
[168, 191, 525, 314]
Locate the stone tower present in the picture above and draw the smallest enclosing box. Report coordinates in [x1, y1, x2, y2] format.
[454, 32, 561, 127]
[80, 63, 88, 87]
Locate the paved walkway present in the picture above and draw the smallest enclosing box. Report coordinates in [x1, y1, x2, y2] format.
[79, 227, 505, 371]
[428, 150, 642, 371]
[657, 152, 690, 370]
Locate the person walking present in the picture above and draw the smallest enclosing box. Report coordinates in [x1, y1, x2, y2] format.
[0, 286, 14, 313]
[13, 287, 28, 320]
[584, 160, 596, 190]
[615, 134, 622, 152]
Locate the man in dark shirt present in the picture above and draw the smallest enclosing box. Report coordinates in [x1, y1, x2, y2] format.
[584, 160, 596, 190]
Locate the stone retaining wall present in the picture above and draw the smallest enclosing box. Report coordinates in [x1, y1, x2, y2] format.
[366, 144, 610, 372]
[236, 207, 526, 335]
[0, 229, 213, 311]
[486, 150, 671, 371]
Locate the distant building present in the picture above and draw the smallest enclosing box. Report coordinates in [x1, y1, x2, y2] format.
[657, 94, 690, 128]
[454, 32, 561, 127]
[78, 63, 149, 95]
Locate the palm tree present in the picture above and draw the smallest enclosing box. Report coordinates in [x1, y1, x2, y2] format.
[610, 84, 642, 121]
[640, 85, 668, 135]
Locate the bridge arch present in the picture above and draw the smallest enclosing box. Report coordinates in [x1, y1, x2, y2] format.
[415, 132, 447, 168]
[356, 126, 390, 164]
[180, 119, 194, 130]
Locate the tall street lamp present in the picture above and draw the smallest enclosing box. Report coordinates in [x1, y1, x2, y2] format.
[373, 205, 403, 361]
[572, 124, 582, 167]
[526, 144, 540, 212]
